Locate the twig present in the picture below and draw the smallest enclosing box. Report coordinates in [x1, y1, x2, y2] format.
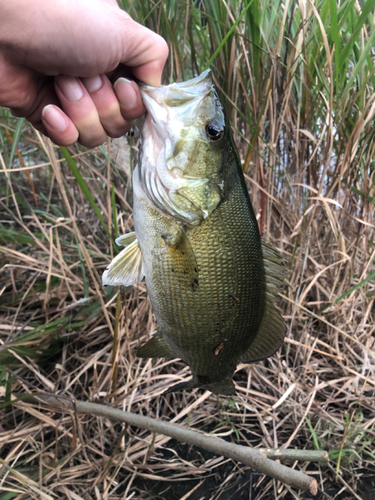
[21, 394, 320, 495]
[258, 448, 328, 464]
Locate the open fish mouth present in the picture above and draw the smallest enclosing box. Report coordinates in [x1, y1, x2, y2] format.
[138, 69, 226, 224]
[139, 69, 220, 137]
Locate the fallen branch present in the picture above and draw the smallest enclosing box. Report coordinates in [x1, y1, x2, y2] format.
[20, 394, 321, 495]
[258, 448, 328, 464]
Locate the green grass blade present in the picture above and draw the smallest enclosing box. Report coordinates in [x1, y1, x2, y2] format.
[112, 184, 118, 239]
[203, 0, 255, 71]
[245, 0, 261, 88]
[339, 0, 374, 73]
[60, 146, 113, 242]
[333, 269, 375, 305]
[341, 27, 375, 101]
[8, 118, 25, 167]
[321, 268, 375, 312]
[329, 0, 340, 94]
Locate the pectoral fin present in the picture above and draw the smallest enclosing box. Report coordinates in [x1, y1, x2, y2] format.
[162, 228, 199, 291]
[102, 232, 144, 287]
[137, 331, 175, 358]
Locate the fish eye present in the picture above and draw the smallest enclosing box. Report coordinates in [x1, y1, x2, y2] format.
[205, 121, 224, 142]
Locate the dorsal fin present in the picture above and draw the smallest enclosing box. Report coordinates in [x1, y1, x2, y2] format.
[241, 238, 288, 363]
[102, 232, 144, 287]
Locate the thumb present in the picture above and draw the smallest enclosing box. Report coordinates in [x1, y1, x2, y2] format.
[117, 18, 169, 87]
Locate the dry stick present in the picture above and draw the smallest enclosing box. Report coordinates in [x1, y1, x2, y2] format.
[257, 448, 327, 464]
[78, 401, 319, 495]
[29, 395, 320, 495]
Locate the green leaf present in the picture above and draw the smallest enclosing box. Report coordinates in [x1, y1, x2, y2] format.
[333, 269, 375, 305]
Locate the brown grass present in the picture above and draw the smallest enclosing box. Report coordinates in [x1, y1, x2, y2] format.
[1, 1, 375, 497]
[0, 122, 374, 499]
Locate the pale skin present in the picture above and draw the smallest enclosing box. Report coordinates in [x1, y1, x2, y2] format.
[0, 0, 169, 147]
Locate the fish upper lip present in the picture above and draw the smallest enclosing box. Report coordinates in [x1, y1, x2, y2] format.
[139, 68, 212, 92]
[139, 69, 214, 110]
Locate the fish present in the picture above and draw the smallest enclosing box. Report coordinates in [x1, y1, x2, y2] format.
[102, 69, 286, 395]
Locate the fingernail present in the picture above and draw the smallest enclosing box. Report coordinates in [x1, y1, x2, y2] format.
[114, 78, 138, 109]
[82, 75, 103, 93]
[56, 75, 83, 101]
[42, 105, 67, 132]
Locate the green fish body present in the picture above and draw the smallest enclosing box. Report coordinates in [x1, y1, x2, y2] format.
[103, 70, 286, 395]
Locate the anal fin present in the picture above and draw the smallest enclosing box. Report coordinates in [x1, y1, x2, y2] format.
[102, 232, 144, 287]
[241, 300, 286, 363]
[137, 331, 175, 359]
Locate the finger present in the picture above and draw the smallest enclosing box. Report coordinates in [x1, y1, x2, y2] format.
[0, 55, 43, 116]
[117, 19, 169, 87]
[1, 62, 78, 145]
[41, 105, 79, 146]
[113, 78, 145, 121]
[81, 74, 144, 137]
[54, 75, 107, 148]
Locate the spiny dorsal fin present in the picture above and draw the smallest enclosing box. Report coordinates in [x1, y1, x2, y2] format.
[102, 232, 144, 287]
[137, 331, 175, 359]
[241, 238, 287, 363]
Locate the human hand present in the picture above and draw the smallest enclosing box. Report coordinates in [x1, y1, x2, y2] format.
[0, 0, 168, 147]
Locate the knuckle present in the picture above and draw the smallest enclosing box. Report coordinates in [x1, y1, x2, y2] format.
[9, 87, 36, 116]
[79, 133, 107, 148]
[106, 124, 130, 138]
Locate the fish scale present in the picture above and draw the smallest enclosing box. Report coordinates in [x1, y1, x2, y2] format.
[103, 70, 287, 395]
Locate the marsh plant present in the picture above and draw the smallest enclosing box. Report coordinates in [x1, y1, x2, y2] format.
[1, 1, 374, 498]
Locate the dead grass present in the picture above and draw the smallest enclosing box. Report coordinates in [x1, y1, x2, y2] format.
[1, 0, 375, 498]
[1, 124, 374, 499]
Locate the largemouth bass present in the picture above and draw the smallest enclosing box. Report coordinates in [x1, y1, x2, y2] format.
[103, 70, 286, 395]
